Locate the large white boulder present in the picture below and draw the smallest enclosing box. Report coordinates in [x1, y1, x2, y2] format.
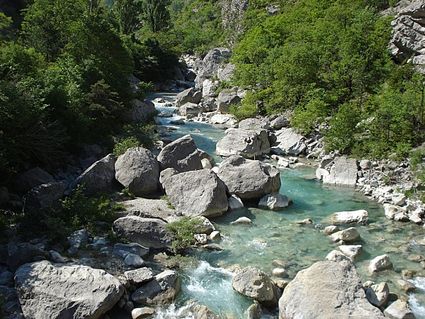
[278, 260, 385, 319]
[217, 155, 281, 200]
[216, 128, 270, 158]
[15, 261, 124, 319]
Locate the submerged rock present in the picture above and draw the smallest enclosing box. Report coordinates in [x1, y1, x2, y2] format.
[258, 193, 290, 210]
[232, 267, 279, 306]
[15, 261, 124, 319]
[217, 156, 281, 200]
[162, 169, 228, 217]
[115, 147, 159, 196]
[113, 216, 173, 249]
[278, 260, 385, 319]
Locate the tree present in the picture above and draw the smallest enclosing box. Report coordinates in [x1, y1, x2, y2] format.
[112, 0, 143, 34]
[141, 0, 170, 33]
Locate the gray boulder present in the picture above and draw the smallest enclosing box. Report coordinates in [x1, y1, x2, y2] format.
[232, 267, 279, 306]
[157, 135, 203, 172]
[15, 167, 54, 193]
[217, 156, 281, 200]
[318, 156, 358, 187]
[239, 118, 270, 131]
[384, 299, 415, 319]
[131, 269, 180, 305]
[389, 0, 425, 73]
[270, 115, 289, 130]
[75, 154, 116, 195]
[278, 260, 385, 319]
[124, 267, 154, 286]
[258, 193, 290, 210]
[217, 63, 236, 82]
[217, 89, 241, 113]
[120, 197, 177, 222]
[24, 181, 66, 211]
[115, 147, 159, 196]
[124, 99, 156, 123]
[113, 216, 173, 249]
[272, 128, 307, 156]
[330, 210, 369, 225]
[15, 261, 124, 319]
[176, 88, 202, 107]
[365, 282, 389, 308]
[195, 48, 232, 86]
[216, 128, 270, 158]
[179, 102, 202, 117]
[329, 227, 361, 243]
[162, 169, 228, 217]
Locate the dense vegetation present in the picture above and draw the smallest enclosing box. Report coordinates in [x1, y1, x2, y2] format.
[231, 0, 425, 159]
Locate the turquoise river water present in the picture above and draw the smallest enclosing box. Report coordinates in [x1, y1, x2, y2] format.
[151, 93, 425, 319]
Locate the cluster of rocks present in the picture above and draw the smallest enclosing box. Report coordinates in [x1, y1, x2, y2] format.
[316, 154, 425, 226]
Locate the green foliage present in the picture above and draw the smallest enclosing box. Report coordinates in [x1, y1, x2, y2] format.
[168, 0, 224, 54]
[291, 92, 329, 134]
[229, 91, 259, 120]
[19, 186, 123, 242]
[166, 217, 203, 252]
[113, 137, 140, 156]
[141, 0, 170, 33]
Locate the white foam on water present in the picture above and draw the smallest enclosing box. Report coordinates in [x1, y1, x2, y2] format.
[409, 277, 425, 319]
[153, 303, 195, 319]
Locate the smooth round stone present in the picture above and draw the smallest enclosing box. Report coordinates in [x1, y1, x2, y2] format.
[272, 267, 288, 278]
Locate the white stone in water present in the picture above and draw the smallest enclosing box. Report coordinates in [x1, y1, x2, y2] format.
[258, 193, 291, 211]
[365, 282, 389, 307]
[132, 307, 155, 319]
[397, 279, 416, 293]
[369, 255, 393, 274]
[124, 253, 145, 268]
[383, 300, 415, 319]
[338, 245, 362, 260]
[228, 194, 244, 210]
[323, 225, 339, 235]
[329, 227, 360, 243]
[384, 204, 408, 221]
[231, 217, 252, 225]
[209, 231, 221, 241]
[272, 268, 288, 278]
[201, 158, 212, 169]
[330, 210, 368, 225]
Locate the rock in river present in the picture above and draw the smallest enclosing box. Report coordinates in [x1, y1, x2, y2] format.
[317, 156, 358, 187]
[278, 260, 385, 319]
[131, 269, 180, 305]
[217, 156, 281, 200]
[329, 227, 361, 243]
[15, 260, 124, 319]
[258, 193, 290, 210]
[113, 216, 173, 249]
[162, 169, 228, 217]
[115, 147, 159, 196]
[232, 267, 279, 307]
[216, 128, 270, 159]
[369, 255, 393, 274]
[330, 209, 368, 225]
[157, 135, 203, 172]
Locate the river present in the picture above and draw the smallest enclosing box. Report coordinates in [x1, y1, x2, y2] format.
[151, 92, 425, 318]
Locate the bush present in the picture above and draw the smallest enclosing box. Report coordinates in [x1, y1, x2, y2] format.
[166, 217, 204, 253]
[19, 186, 124, 243]
[113, 137, 140, 156]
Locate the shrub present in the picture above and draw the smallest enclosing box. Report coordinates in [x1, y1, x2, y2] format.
[113, 137, 140, 156]
[19, 186, 124, 243]
[166, 217, 204, 253]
